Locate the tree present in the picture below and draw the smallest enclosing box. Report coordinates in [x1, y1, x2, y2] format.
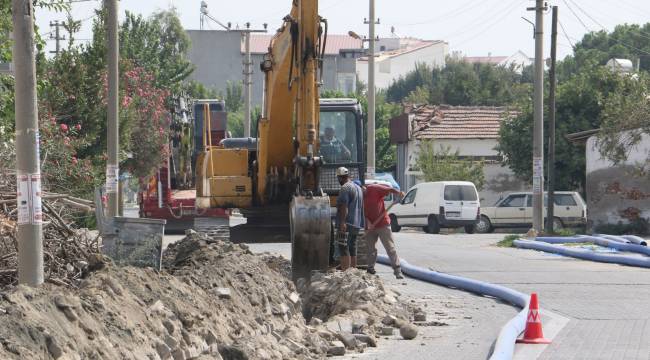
[415, 140, 485, 190]
[385, 59, 531, 106]
[597, 72, 650, 173]
[497, 64, 629, 190]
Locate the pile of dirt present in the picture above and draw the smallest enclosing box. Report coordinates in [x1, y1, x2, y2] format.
[1, 232, 408, 359]
[298, 269, 412, 337]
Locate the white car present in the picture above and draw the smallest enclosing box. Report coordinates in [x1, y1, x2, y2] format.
[389, 181, 480, 234]
[475, 191, 587, 233]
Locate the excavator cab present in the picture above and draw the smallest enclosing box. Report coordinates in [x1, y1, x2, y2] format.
[318, 98, 365, 203]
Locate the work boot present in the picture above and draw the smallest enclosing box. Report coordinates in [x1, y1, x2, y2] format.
[367, 267, 377, 275]
[394, 268, 404, 279]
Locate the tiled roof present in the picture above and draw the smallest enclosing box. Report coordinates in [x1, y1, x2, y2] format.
[246, 34, 362, 55]
[407, 104, 518, 140]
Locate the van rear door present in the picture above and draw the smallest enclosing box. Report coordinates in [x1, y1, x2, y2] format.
[443, 184, 479, 220]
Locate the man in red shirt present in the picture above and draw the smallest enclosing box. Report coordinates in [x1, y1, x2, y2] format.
[363, 183, 404, 279]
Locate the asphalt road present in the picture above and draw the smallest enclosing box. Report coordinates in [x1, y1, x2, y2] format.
[246, 230, 650, 360]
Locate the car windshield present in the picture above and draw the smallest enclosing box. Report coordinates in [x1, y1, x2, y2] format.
[444, 185, 477, 201]
[319, 110, 358, 164]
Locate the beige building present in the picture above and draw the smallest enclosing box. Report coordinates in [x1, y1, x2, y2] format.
[391, 104, 526, 205]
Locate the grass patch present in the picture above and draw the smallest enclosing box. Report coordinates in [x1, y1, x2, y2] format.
[539, 228, 577, 237]
[497, 234, 521, 247]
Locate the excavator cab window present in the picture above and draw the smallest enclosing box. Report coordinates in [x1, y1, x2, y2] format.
[319, 110, 358, 164]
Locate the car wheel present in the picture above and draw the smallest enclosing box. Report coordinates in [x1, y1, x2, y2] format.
[474, 215, 493, 234]
[389, 214, 401, 233]
[553, 217, 564, 232]
[427, 215, 440, 234]
[464, 225, 476, 234]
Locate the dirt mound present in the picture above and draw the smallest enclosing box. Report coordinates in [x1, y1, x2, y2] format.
[0, 234, 331, 359]
[298, 269, 411, 337]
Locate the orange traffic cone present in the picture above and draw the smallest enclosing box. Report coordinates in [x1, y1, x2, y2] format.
[516, 293, 551, 344]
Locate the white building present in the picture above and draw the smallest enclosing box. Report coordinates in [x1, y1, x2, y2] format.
[356, 38, 448, 89]
[390, 104, 527, 205]
[464, 50, 532, 73]
[567, 129, 650, 231]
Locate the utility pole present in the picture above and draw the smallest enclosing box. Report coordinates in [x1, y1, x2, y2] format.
[365, 0, 379, 179]
[546, 6, 558, 233]
[13, 0, 44, 287]
[243, 24, 252, 138]
[49, 20, 66, 56]
[528, 0, 546, 233]
[105, 0, 119, 217]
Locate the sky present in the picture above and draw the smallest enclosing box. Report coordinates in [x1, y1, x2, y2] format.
[34, 0, 650, 60]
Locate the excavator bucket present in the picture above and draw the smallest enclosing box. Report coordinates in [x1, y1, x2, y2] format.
[290, 195, 332, 282]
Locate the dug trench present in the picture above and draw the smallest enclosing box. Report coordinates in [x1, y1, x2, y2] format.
[0, 232, 429, 359]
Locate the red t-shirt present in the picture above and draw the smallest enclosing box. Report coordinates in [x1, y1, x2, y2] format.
[364, 184, 392, 229]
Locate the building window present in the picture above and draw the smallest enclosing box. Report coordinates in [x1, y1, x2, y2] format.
[380, 45, 386, 51]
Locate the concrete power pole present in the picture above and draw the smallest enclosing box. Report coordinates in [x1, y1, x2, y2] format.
[105, 0, 120, 217]
[529, 0, 546, 233]
[365, 0, 377, 179]
[49, 20, 66, 56]
[546, 6, 558, 233]
[243, 26, 252, 138]
[13, 0, 44, 287]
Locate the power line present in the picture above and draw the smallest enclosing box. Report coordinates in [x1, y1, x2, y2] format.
[568, 0, 650, 42]
[558, 19, 574, 49]
[451, 0, 521, 47]
[388, 0, 484, 27]
[563, 0, 650, 56]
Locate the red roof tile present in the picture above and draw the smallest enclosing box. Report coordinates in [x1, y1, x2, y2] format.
[406, 105, 518, 140]
[246, 34, 362, 55]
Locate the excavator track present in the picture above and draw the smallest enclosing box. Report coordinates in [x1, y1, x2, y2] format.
[193, 217, 230, 241]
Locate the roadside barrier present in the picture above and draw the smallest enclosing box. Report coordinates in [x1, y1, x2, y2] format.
[376, 254, 530, 360]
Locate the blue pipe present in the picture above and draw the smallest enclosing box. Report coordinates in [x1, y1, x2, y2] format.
[621, 235, 648, 246]
[534, 236, 650, 257]
[377, 254, 529, 360]
[594, 234, 631, 243]
[514, 240, 650, 268]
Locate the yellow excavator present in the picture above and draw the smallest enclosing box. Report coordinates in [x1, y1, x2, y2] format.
[194, 0, 365, 281]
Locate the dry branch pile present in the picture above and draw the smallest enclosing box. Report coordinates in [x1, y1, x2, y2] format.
[0, 166, 99, 289]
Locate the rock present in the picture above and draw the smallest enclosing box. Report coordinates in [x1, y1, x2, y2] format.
[171, 348, 186, 360]
[203, 330, 218, 345]
[155, 341, 172, 359]
[288, 292, 301, 305]
[393, 317, 408, 329]
[208, 344, 223, 359]
[217, 344, 248, 360]
[162, 319, 176, 335]
[215, 288, 232, 299]
[380, 327, 394, 336]
[327, 341, 346, 356]
[62, 307, 78, 322]
[334, 332, 357, 349]
[164, 335, 179, 349]
[351, 322, 365, 334]
[353, 333, 377, 347]
[381, 315, 396, 326]
[183, 345, 201, 359]
[185, 229, 197, 235]
[272, 303, 290, 316]
[414, 312, 427, 322]
[399, 324, 419, 340]
[45, 336, 63, 359]
[309, 317, 323, 326]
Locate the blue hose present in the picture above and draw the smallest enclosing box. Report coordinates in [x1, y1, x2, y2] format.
[534, 236, 650, 257]
[621, 235, 648, 246]
[514, 240, 650, 268]
[376, 254, 529, 360]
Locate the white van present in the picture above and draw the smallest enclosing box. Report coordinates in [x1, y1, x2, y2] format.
[389, 181, 480, 234]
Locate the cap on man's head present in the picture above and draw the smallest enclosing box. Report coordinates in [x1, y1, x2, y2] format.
[336, 167, 349, 177]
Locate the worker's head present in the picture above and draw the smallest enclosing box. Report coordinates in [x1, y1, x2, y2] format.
[324, 126, 335, 140]
[336, 166, 349, 185]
